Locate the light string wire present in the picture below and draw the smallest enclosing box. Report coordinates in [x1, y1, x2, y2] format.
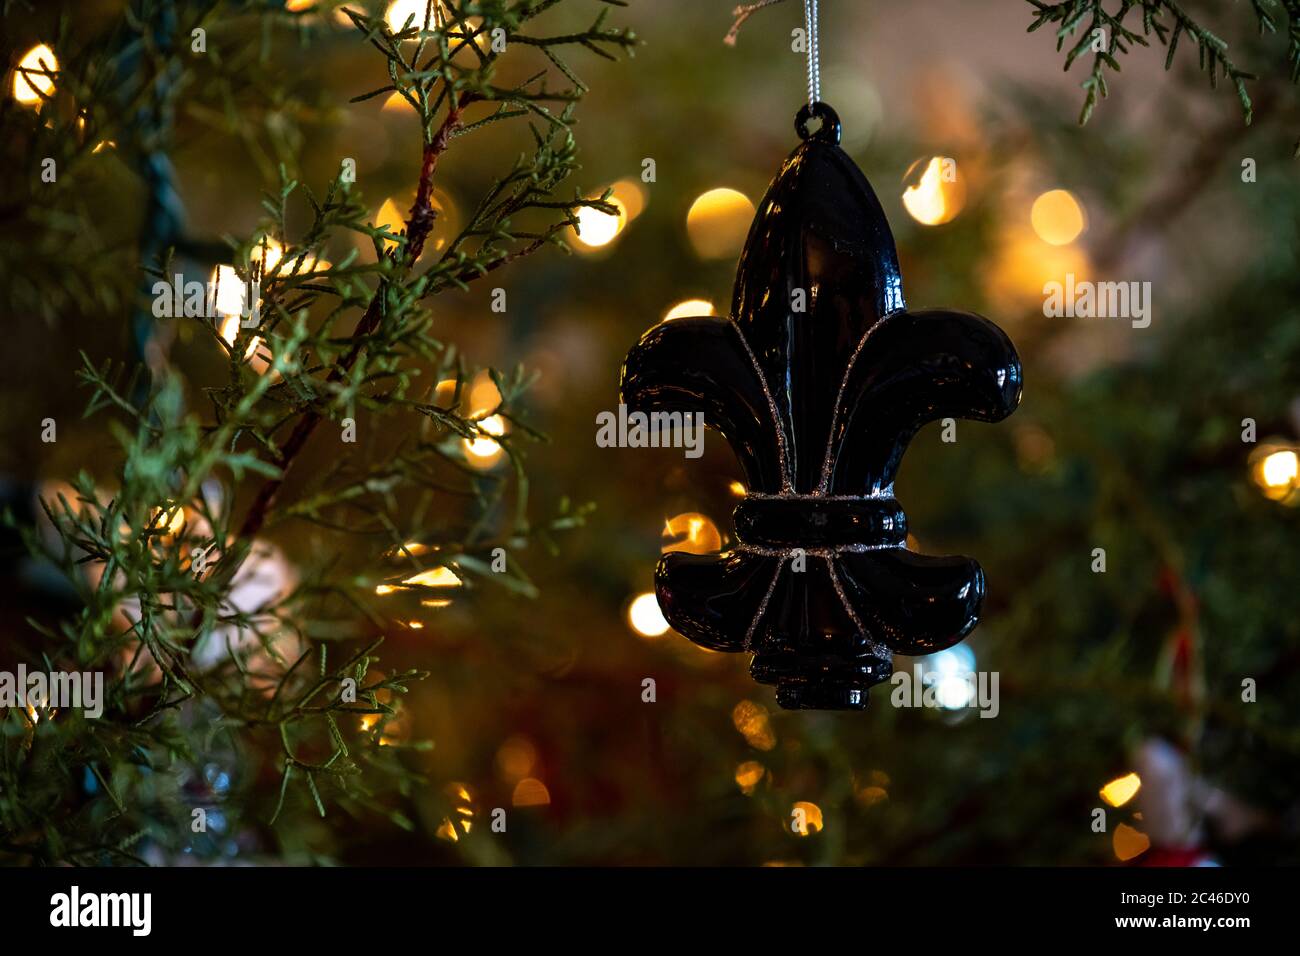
[803, 0, 820, 106]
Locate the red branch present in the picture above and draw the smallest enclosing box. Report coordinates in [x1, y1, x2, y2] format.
[233, 102, 467, 544]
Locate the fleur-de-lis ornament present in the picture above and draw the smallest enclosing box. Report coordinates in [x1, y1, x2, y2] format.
[620, 103, 1022, 710]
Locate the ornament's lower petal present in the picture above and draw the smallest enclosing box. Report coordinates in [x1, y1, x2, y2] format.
[621, 317, 784, 492]
[753, 558, 871, 658]
[834, 548, 985, 655]
[828, 309, 1022, 494]
[747, 559, 893, 711]
[655, 549, 780, 652]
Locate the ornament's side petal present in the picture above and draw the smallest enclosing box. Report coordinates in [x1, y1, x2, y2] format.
[827, 309, 1022, 494]
[621, 316, 783, 492]
[655, 550, 780, 652]
[733, 143, 906, 491]
[834, 549, 985, 655]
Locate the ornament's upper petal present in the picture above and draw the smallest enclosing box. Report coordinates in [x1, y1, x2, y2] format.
[731, 141, 906, 492]
[834, 548, 985, 655]
[621, 316, 783, 492]
[827, 308, 1022, 495]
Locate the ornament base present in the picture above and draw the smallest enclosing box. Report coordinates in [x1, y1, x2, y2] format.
[751, 652, 892, 711]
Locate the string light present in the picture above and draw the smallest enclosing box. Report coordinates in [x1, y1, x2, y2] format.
[382, 91, 418, 113]
[627, 592, 670, 637]
[496, 735, 539, 780]
[731, 699, 776, 750]
[1251, 445, 1300, 503]
[150, 503, 187, 537]
[402, 566, 462, 588]
[662, 512, 722, 554]
[789, 801, 824, 836]
[663, 299, 715, 322]
[1112, 822, 1150, 861]
[375, 190, 457, 254]
[986, 228, 1089, 307]
[686, 188, 754, 259]
[855, 784, 888, 807]
[735, 761, 766, 795]
[467, 370, 502, 418]
[572, 196, 626, 250]
[1100, 772, 1141, 808]
[511, 778, 552, 807]
[435, 782, 475, 841]
[1030, 189, 1086, 245]
[901, 156, 965, 226]
[929, 644, 976, 710]
[462, 414, 507, 469]
[374, 566, 461, 595]
[212, 264, 265, 366]
[12, 44, 57, 106]
[386, 0, 439, 32]
[255, 235, 330, 276]
[609, 179, 648, 222]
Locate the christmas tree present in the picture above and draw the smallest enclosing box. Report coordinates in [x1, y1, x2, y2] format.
[1, 0, 1297, 868]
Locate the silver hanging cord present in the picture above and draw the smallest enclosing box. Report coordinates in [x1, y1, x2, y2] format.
[803, 0, 820, 106]
[723, 0, 822, 108]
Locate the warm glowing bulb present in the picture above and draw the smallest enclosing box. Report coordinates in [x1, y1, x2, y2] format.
[1031, 189, 1086, 245]
[902, 158, 946, 224]
[1100, 772, 1142, 807]
[628, 592, 670, 637]
[151, 504, 187, 536]
[496, 736, 538, 780]
[375, 191, 454, 253]
[462, 414, 507, 468]
[218, 312, 262, 362]
[402, 566, 462, 588]
[376, 198, 406, 236]
[731, 699, 776, 750]
[663, 299, 714, 322]
[467, 370, 503, 418]
[511, 778, 552, 807]
[12, 44, 57, 106]
[1260, 450, 1298, 488]
[986, 228, 1090, 306]
[572, 199, 626, 249]
[212, 265, 250, 317]
[609, 179, 648, 222]
[382, 91, 420, 114]
[1112, 822, 1150, 861]
[386, 0, 438, 32]
[662, 512, 722, 555]
[735, 761, 766, 795]
[728, 480, 747, 496]
[901, 156, 964, 226]
[686, 188, 754, 259]
[790, 801, 824, 836]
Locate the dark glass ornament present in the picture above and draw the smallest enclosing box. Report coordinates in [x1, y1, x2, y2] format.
[621, 103, 1022, 710]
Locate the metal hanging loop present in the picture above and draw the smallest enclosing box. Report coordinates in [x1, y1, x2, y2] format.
[795, 101, 841, 144]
